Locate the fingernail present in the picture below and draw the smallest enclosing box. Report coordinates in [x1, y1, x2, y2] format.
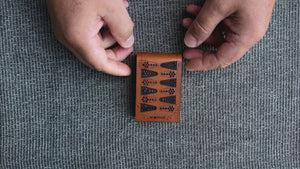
[184, 34, 198, 48]
[123, 35, 134, 48]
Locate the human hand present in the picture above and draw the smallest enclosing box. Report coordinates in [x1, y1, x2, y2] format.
[46, 0, 134, 76]
[183, 0, 275, 71]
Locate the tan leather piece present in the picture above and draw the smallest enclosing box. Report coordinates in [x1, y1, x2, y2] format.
[136, 53, 182, 123]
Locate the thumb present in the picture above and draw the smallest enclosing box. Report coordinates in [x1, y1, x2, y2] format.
[184, 2, 230, 48]
[103, 2, 134, 48]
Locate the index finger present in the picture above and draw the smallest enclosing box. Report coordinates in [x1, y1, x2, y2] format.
[184, 40, 249, 71]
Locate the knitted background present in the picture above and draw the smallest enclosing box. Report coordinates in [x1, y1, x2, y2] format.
[1, 0, 299, 168]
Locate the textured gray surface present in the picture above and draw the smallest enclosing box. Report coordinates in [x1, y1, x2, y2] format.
[1, 0, 299, 168]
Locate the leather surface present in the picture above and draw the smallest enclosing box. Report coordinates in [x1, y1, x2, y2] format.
[136, 53, 182, 122]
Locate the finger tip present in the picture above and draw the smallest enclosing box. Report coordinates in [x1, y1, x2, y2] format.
[185, 61, 202, 71]
[123, 0, 129, 7]
[186, 4, 195, 10]
[182, 18, 192, 28]
[185, 5, 192, 10]
[182, 18, 188, 24]
[184, 34, 198, 48]
[120, 35, 134, 48]
[186, 4, 199, 11]
[184, 64, 194, 71]
[120, 67, 131, 76]
[128, 46, 134, 52]
[109, 66, 131, 76]
[182, 50, 189, 58]
[116, 62, 132, 76]
[183, 49, 205, 60]
[122, 46, 134, 56]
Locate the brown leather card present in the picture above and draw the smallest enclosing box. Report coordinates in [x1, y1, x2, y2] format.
[136, 53, 182, 123]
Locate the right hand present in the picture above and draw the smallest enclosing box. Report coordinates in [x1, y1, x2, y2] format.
[46, 0, 134, 76]
[183, 0, 275, 71]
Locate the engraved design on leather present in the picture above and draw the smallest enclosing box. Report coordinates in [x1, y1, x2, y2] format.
[161, 71, 176, 78]
[160, 88, 176, 95]
[141, 69, 158, 78]
[160, 79, 177, 87]
[141, 96, 157, 103]
[160, 61, 177, 70]
[160, 105, 175, 112]
[141, 104, 157, 112]
[136, 53, 182, 123]
[142, 79, 157, 86]
[159, 96, 176, 104]
[141, 86, 157, 95]
[142, 61, 158, 68]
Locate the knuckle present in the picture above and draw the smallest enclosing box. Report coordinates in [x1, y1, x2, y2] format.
[63, 31, 76, 43]
[94, 65, 104, 72]
[251, 23, 269, 43]
[193, 21, 210, 35]
[245, 29, 267, 46]
[216, 56, 231, 69]
[201, 67, 210, 71]
[93, 59, 107, 72]
[106, 6, 118, 14]
[191, 21, 211, 39]
[105, 2, 121, 13]
[53, 32, 64, 44]
[212, 2, 227, 15]
[256, 30, 267, 42]
[105, 2, 124, 17]
[51, 26, 65, 44]
[92, 61, 105, 72]
[219, 63, 230, 69]
[62, 28, 84, 45]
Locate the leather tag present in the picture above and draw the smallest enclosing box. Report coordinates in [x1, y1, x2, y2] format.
[136, 53, 182, 123]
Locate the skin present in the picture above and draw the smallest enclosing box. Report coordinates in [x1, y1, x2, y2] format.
[46, 0, 134, 76]
[47, 0, 275, 76]
[183, 0, 276, 71]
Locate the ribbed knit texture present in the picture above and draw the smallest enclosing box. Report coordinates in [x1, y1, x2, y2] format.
[1, 0, 299, 168]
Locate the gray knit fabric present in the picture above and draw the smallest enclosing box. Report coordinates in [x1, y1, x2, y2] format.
[1, 0, 299, 168]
